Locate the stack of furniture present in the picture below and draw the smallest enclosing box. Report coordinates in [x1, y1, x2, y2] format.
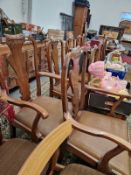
[73, 0, 90, 37]
[0, 34, 131, 174]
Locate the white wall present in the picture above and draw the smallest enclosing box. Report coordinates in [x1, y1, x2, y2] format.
[32, 0, 74, 31]
[1, 0, 131, 33]
[0, 0, 23, 22]
[89, 0, 131, 31]
[32, 0, 131, 32]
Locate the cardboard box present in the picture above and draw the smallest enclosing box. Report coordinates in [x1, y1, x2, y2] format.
[48, 29, 64, 40]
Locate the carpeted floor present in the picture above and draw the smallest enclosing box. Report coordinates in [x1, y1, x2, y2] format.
[10, 77, 49, 99]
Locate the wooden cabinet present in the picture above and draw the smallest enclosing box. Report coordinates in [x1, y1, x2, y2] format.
[73, 5, 89, 37]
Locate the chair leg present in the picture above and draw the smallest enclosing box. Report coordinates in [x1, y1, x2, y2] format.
[48, 150, 60, 175]
[10, 125, 16, 138]
[58, 143, 67, 164]
[50, 90, 53, 97]
[31, 134, 39, 142]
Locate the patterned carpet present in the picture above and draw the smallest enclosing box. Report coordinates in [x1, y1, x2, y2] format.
[10, 77, 49, 99]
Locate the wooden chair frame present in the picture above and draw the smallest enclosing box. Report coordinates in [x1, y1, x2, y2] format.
[18, 117, 131, 175]
[0, 35, 66, 141]
[46, 40, 65, 98]
[60, 50, 131, 174]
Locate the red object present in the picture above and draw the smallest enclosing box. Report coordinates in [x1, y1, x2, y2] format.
[90, 40, 101, 47]
[122, 55, 131, 64]
[6, 104, 15, 122]
[0, 100, 15, 122]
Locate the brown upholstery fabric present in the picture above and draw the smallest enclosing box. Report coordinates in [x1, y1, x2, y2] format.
[15, 96, 72, 136]
[0, 138, 36, 175]
[60, 164, 105, 175]
[68, 111, 130, 175]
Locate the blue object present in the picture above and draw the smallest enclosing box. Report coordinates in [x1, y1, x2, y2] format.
[121, 12, 131, 22]
[0, 23, 3, 36]
[106, 68, 126, 80]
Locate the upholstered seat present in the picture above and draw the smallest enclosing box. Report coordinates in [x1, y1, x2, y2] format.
[60, 164, 104, 175]
[68, 111, 130, 175]
[17, 111, 131, 175]
[18, 121, 107, 175]
[15, 96, 72, 136]
[0, 139, 36, 175]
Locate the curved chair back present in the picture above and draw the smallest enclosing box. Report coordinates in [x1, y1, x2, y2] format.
[61, 50, 89, 114]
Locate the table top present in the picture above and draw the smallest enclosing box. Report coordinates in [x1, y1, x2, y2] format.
[86, 84, 131, 98]
[121, 40, 131, 44]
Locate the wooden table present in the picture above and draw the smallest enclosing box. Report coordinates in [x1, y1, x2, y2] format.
[0, 40, 49, 89]
[0, 40, 47, 56]
[86, 80, 131, 117]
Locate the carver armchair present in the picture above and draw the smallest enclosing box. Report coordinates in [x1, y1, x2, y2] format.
[18, 120, 105, 175]
[45, 40, 73, 99]
[61, 51, 131, 175]
[18, 119, 131, 175]
[46, 40, 90, 100]
[0, 35, 66, 141]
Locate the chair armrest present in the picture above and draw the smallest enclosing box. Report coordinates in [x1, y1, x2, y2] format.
[85, 84, 131, 99]
[1, 90, 48, 119]
[38, 72, 61, 80]
[65, 112, 131, 153]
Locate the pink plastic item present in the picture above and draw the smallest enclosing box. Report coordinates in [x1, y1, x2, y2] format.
[100, 76, 127, 92]
[88, 61, 105, 78]
[81, 41, 91, 50]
